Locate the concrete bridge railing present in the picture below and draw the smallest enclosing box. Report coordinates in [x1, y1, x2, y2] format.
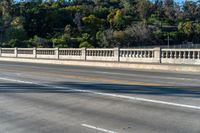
[0, 47, 200, 65]
[161, 48, 200, 65]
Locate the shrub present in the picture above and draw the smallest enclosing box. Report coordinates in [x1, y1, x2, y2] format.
[79, 41, 93, 48]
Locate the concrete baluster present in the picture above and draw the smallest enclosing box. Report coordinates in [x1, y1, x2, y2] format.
[175, 51, 177, 59]
[179, 51, 182, 59]
[145, 51, 147, 58]
[188, 51, 191, 59]
[193, 51, 195, 59]
[128, 51, 131, 57]
[169, 51, 171, 58]
[198, 51, 200, 59]
[183, 51, 185, 59]
[135, 51, 138, 58]
[130, 51, 133, 57]
[138, 51, 141, 58]
[171, 51, 174, 58]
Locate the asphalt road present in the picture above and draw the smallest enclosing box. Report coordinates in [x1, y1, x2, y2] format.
[0, 61, 200, 133]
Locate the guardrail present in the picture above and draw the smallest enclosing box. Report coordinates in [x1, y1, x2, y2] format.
[0, 47, 200, 65]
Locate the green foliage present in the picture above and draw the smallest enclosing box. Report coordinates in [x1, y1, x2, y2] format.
[5, 27, 27, 41]
[52, 38, 68, 48]
[79, 41, 93, 48]
[1, 0, 200, 48]
[8, 39, 28, 48]
[193, 23, 200, 34]
[29, 35, 52, 48]
[96, 30, 109, 48]
[8, 39, 20, 47]
[178, 22, 192, 35]
[107, 9, 125, 29]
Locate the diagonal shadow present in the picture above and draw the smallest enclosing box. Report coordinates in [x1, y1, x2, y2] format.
[0, 81, 199, 98]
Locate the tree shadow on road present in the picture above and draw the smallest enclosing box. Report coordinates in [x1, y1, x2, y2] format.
[0, 82, 199, 98]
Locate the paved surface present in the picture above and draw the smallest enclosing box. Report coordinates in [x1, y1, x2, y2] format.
[0, 61, 200, 133]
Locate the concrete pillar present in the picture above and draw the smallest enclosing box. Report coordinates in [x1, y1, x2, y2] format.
[55, 47, 59, 59]
[114, 47, 120, 62]
[14, 47, 18, 57]
[81, 47, 86, 61]
[154, 47, 161, 63]
[33, 47, 37, 58]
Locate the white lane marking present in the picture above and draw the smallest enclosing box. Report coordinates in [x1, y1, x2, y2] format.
[0, 77, 39, 85]
[0, 77, 76, 92]
[82, 124, 117, 133]
[0, 77, 200, 110]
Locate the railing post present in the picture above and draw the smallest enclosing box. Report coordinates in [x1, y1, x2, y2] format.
[0, 48, 1, 57]
[114, 47, 120, 62]
[33, 47, 37, 58]
[14, 47, 18, 57]
[154, 47, 161, 63]
[55, 47, 59, 59]
[81, 47, 86, 61]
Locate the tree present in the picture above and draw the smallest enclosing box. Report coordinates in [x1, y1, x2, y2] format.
[163, 0, 176, 21]
[79, 41, 93, 48]
[82, 14, 105, 35]
[73, 12, 82, 32]
[1, 0, 200, 48]
[183, 1, 197, 21]
[136, 0, 150, 21]
[178, 22, 193, 36]
[0, 0, 13, 32]
[107, 9, 125, 29]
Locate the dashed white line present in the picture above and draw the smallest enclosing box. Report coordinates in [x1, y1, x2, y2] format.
[0, 77, 200, 110]
[82, 124, 118, 133]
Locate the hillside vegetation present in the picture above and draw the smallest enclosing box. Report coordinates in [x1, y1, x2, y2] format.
[0, 0, 200, 48]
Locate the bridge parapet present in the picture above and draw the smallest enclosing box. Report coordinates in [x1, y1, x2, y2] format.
[161, 48, 200, 64]
[1, 47, 200, 65]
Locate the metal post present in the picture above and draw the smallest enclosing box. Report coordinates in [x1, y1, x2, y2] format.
[168, 35, 170, 48]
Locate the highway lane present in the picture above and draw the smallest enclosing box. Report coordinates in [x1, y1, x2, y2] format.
[0, 61, 200, 133]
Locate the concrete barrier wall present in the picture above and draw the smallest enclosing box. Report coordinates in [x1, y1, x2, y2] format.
[1, 47, 200, 65]
[1, 57, 200, 73]
[86, 48, 116, 61]
[161, 48, 200, 65]
[120, 48, 157, 63]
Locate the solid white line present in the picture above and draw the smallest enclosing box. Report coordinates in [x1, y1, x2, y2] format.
[91, 92, 200, 110]
[82, 124, 117, 133]
[0, 77, 39, 85]
[0, 77, 200, 110]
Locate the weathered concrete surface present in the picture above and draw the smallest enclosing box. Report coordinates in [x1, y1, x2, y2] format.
[1, 57, 200, 72]
[0, 61, 200, 133]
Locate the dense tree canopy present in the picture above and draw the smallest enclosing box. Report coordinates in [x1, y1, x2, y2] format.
[0, 0, 200, 48]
